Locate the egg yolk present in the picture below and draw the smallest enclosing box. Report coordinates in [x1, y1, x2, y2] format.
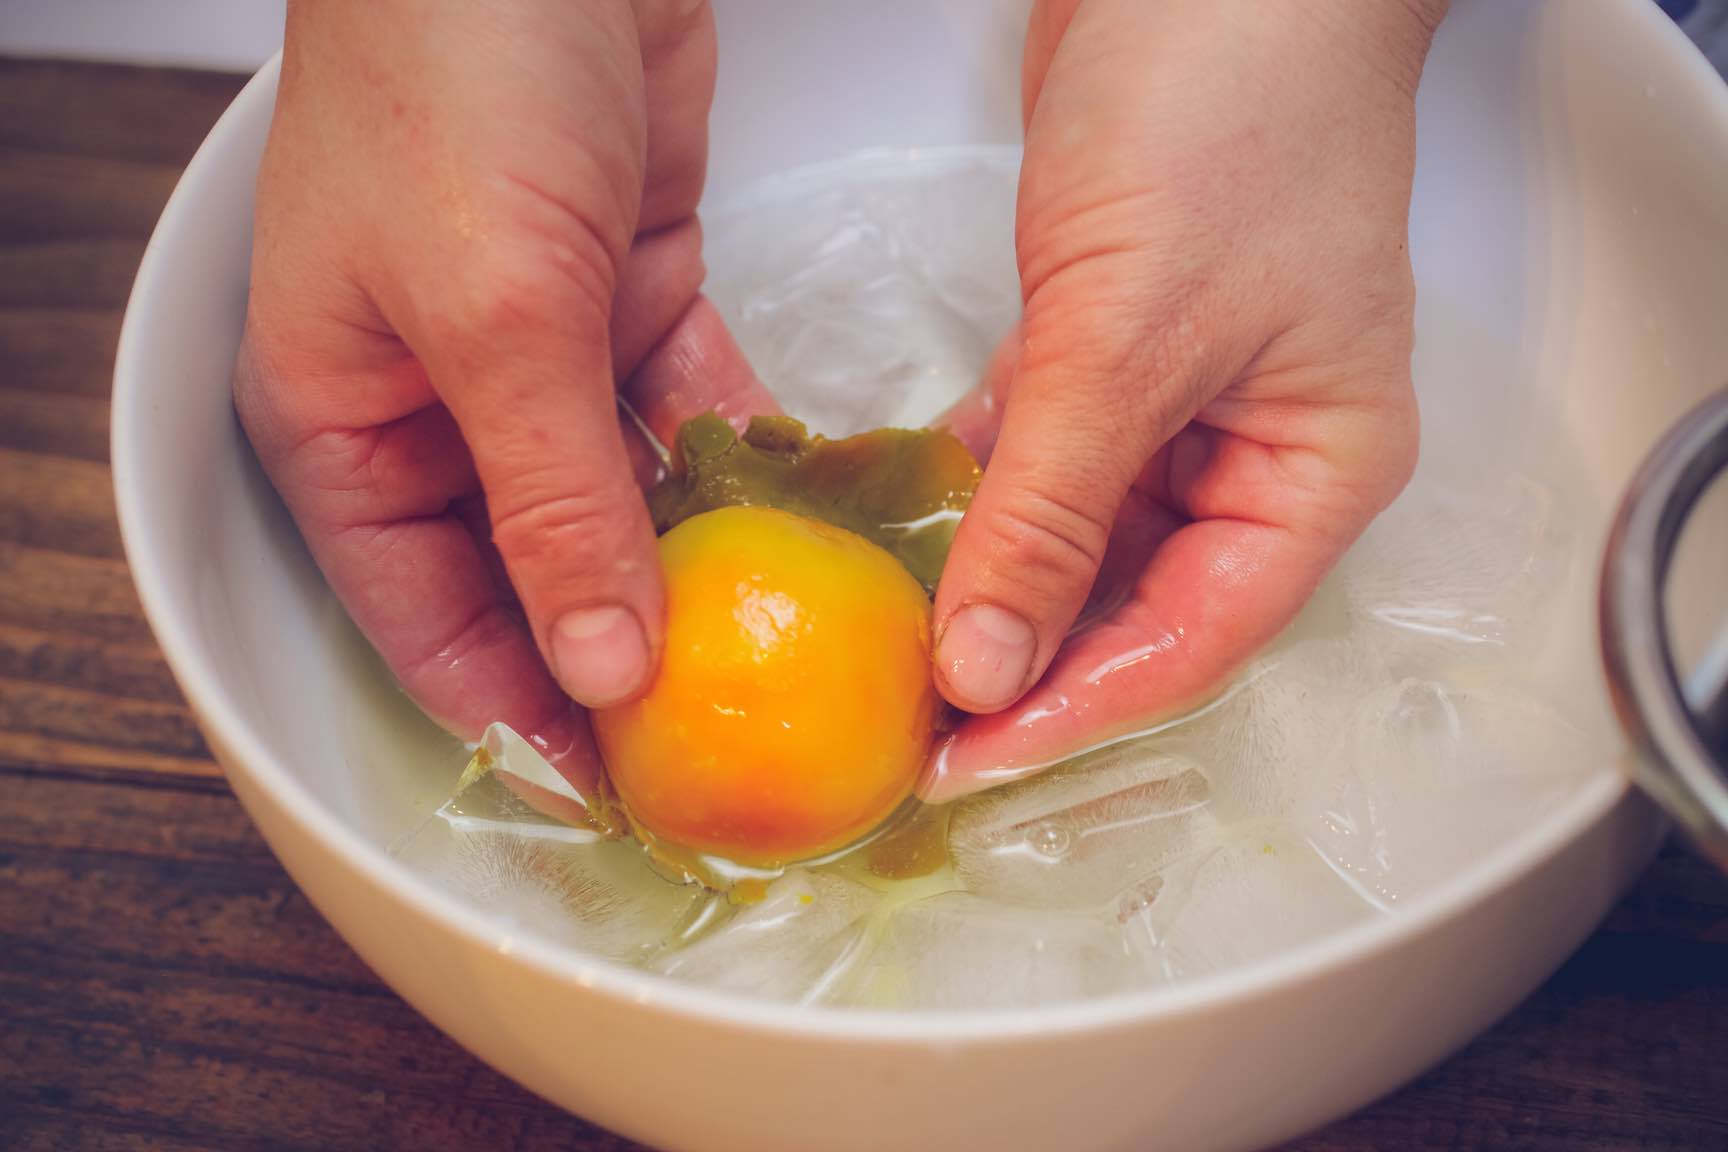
[592, 505, 938, 869]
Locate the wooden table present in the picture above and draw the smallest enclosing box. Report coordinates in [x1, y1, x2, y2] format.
[2, 57, 1725, 1152]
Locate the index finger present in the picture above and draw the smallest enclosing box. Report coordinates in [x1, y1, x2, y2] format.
[235, 338, 600, 791]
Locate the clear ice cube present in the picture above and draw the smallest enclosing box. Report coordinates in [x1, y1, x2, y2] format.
[390, 725, 712, 963]
[947, 740, 1215, 909]
[652, 871, 881, 1003]
[1121, 828, 1380, 981]
[1302, 677, 1601, 905]
[1158, 637, 1396, 827]
[1340, 474, 1569, 657]
[705, 151, 1021, 437]
[847, 892, 1152, 1010]
[402, 824, 716, 964]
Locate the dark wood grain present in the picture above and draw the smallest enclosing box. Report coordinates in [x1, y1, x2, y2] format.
[0, 56, 1724, 1152]
[0, 309, 125, 398]
[0, 384, 113, 461]
[0, 58, 255, 165]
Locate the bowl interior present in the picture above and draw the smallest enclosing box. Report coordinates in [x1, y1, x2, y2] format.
[114, 0, 1728, 1029]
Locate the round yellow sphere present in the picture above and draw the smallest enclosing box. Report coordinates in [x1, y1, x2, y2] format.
[593, 505, 937, 868]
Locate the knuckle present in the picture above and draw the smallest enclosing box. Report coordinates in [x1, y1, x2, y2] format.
[330, 518, 413, 572]
[1019, 256, 1219, 441]
[396, 601, 519, 690]
[1016, 183, 1224, 323]
[231, 324, 299, 444]
[1315, 369, 1420, 524]
[297, 425, 385, 494]
[231, 350, 273, 441]
[428, 175, 629, 363]
[488, 476, 645, 583]
[979, 488, 1113, 597]
[447, 243, 612, 357]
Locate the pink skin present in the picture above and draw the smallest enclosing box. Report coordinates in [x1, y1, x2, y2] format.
[235, 0, 778, 792]
[924, 0, 1449, 802]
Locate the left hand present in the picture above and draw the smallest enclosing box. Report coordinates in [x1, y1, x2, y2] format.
[924, 0, 1447, 800]
[236, 0, 776, 790]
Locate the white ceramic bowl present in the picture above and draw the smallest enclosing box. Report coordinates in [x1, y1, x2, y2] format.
[113, 2, 1728, 1150]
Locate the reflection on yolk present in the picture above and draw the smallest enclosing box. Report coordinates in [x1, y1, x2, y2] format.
[736, 587, 803, 655]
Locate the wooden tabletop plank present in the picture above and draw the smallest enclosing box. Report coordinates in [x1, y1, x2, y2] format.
[0, 54, 1723, 1152]
[0, 387, 112, 462]
[0, 145, 183, 242]
[0, 58, 250, 166]
[0, 542, 155, 644]
[0, 239, 149, 310]
[0, 731, 220, 781]
[0, 674, 207, 761]
[2, 779, 627, 1152]
[0, 309, 125, 398]
[0, 448, 124, 557]
[0, 622, 184, 703]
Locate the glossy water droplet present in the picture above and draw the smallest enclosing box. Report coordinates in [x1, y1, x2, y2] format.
[1115, 877, 1164, 923]
[1027, 820, 1072, 860]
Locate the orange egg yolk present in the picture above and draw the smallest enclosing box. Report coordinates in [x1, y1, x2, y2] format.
[593, 505, 938, 869]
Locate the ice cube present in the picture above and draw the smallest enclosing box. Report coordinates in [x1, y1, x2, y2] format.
[652, 871, 881, 1003]
[1302, 677, 1603, 904]
[404, 825, 717, 964]
[947, 740, 1215, 909]
[893, 159, 1021, 350]
[846, 892, 1153, 1010]
[1121, 828, 1379, 981]
[1160, 637, 1394, 826]
[706, 151, 1020, 437]
[1340, 474, 1569, 657]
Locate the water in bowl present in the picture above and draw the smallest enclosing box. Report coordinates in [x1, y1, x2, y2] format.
[389, 149, 1618, 1010]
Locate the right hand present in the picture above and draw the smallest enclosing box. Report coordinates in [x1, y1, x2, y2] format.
[236, 0, 777, 788]
[925, 0, 1437, 799]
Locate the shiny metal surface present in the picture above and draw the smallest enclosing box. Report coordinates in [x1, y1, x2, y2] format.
[1601, 389, 1728, 872]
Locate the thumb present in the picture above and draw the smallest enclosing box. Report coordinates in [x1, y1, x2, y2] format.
[411, 263, 665, 711]
[932, 283, 1220, 714]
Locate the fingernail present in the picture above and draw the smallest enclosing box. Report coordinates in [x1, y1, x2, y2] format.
[551, 606, 650, 708]
[937, 603, 1037, 712]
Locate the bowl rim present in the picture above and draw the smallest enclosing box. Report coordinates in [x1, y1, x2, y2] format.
[113, 0, 1724, 1044]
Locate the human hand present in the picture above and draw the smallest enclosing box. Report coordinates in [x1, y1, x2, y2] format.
[236, 0, 775, 789]
[926, 0, 1447, 800]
